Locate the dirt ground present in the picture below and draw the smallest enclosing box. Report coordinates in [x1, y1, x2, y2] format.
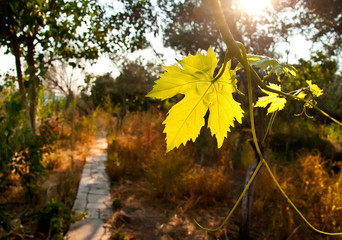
[108, 175, 244, 240]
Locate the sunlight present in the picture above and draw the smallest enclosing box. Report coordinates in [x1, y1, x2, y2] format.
[239, 0, 271, 15]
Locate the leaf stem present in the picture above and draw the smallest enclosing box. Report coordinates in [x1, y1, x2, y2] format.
[213, 50, 231, 82]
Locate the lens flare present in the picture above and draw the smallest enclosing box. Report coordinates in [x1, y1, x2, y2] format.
[239, 0, 271, 15]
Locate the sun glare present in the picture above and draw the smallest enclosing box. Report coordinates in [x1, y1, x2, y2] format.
[239, 0, 271, 15]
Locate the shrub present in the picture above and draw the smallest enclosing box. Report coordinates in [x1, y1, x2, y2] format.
[325, 123, 342, 144]
[38, 198, 74, 240]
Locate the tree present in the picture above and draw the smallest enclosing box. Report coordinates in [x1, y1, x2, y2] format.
[158, 0, 342, 65]
[91, 60, 158, 130]
[90, 73, 116, 108]
[283, 52, 342, 119]
[272, 0, 342, 57]
[0, 0, 156, 130]
[158, 0, 277, 57]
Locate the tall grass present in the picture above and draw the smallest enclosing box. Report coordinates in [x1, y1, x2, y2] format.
[106, 109, 342, 238]
[253, 151, 342, 239]
[106, 109, 233, 206]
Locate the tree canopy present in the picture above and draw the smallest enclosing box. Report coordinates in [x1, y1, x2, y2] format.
[0, 0, 156, 130]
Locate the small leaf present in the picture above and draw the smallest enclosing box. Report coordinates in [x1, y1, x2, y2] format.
[243, 54, 297, 79]
[255, 83, 287, 114]
[306, 80, 323, 97]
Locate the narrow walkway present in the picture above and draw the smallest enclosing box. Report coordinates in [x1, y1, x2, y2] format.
[64, 136, 112, 240]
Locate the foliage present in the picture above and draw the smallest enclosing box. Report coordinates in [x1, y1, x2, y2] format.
[112, 230, 130, 240]
[0, 88, 58, 197]
[142, 151, 192, 201]
[91, 60, 157, 111]
[38, 198, 75, 240]
[282, 52, 342, 119]
[325, 123, 342, 145]
[37, 87, 66, 120]
[273, 0, 342, 56]
[0, 206, 12, 236]
[74, 110, 98, 143]
[112, 199, 122, 212]
[158, 0, 277, 56]
[0, 0, 157, 130]
[0, 79, 96, 238]
[182, 166, 229, 204]
[254, 83, 286, 114]
[106, 110, 233, 206]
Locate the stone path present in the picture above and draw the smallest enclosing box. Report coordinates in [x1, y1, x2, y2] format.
[64, 136, 112, 240]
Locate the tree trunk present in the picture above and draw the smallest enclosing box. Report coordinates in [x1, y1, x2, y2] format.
[12, 37, 27, 108]
[10, 32, 31, 125]
[26, 35, 37, 131]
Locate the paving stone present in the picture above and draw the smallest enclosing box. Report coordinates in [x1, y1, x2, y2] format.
[76, 192, 88, 200]
[87, 202, 108, 209]
[87, 208, 100, 219]
[65, 136, 112, 240]
[88, 194, 111, 203]
[64, 219, 106, 240]
[89, 189, 109, 195]
[79, 176, 93, 185]
[90, 183, 110, 190]
[73, 199, 87, 211]
[77, 185, 90, 193]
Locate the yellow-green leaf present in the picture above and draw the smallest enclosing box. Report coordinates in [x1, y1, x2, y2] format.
[306, 80, 323, 97]
[255, 83, 287, 114]
[147, 47, 244, 152]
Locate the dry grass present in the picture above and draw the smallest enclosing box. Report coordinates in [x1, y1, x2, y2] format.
[105, 109, 342, 239]
[106, 109, 234, 207]
[253, 151, 342, 239]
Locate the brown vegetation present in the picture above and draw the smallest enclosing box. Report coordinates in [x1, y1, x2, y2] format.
[106, 110, 342, 240]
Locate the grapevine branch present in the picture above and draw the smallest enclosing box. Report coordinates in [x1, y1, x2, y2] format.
[209, 0, 342, 126]
[195, 0, 342, 235]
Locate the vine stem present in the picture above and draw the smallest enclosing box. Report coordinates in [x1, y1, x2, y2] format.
[195, 0, 342, 235]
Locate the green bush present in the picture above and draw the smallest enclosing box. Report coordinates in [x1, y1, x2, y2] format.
[38, 199, 74, 240]
[0, 90, 58, 198]
[325, 123, 342, 144]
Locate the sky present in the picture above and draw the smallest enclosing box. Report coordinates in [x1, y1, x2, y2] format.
[0, 33, 313, 78]
[0, 0, 316, 86]
[0, 31, 179, 80]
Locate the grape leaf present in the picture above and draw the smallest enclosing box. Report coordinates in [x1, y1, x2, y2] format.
[147, 47, 244, 152]
[255, 83, 287, 114]
[306, 80, 323, 97]
[243, 54, 297, 81]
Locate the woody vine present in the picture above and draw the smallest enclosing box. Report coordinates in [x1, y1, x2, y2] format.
[147, 0, 342, 236]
